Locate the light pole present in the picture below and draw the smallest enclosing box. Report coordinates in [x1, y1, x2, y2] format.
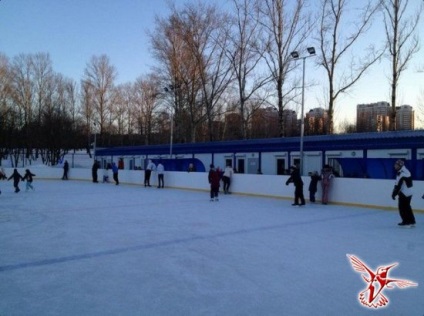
[290, 47, 316, 175]
[93, 121, 97, 162]
[169, 110, 173, 158]
[164, 86, 175, 158]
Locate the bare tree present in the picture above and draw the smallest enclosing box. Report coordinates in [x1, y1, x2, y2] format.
[317, 0, 383, 134]
[258, 0, 313, 137]
[9, 54, 34, 130]
[39, 73, 73, 165]
[80, 79, 96, 155]
[0, 53, 12, 163]
[227, 0, 273, 139]
[381, 0, 423, 130]
[149, 7, 202, 143]
[114, 82, 134, 136]
[133, 74, 161, 145]
[82, 55, 117, 134]
[176, 2, 234, 142]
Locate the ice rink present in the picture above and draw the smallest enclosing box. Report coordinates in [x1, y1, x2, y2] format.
[0, 179, 423, 316]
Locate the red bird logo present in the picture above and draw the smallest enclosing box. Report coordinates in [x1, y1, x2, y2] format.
[347, 254, 418, 308]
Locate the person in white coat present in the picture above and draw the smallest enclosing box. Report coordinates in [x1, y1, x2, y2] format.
[392, 159, 416, 227]
[144, 160, 156, 187]
[156, 162, 165, 188]
[222, 162, 234, 194]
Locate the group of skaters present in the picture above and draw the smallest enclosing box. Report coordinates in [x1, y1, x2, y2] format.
[90, 160, 119, 185]
[0, 168, 36, 194]
[57, 156, 417, 228]
[208, 162, 234, 201]
[89, 159, 165, 188]
[285, 159, 417, 228]
[285, 164, 334, 206]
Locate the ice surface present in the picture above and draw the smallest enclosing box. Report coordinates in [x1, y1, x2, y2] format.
[0, 180, 423, 315]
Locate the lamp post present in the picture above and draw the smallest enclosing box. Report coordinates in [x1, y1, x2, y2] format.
[93, 121, 97, 162]
[169, 110, 173, 158]
[290, 47, 316, 175]
[164, 86, 175, 158]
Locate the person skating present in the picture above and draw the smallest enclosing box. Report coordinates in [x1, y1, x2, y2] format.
[308, 171, 321, 203]
[222, 162, 234, 194]
[22, 169, 36, 191]
[144, 160, 155, 187]
[8, 168, 23, 193]
[392, 159, 416, 227]
[111, 162, 119, 185]
[208, 164, 220, 201]
[92, 160, 100, 183]
[286, 164, 305, 206]
[62, 160, 69, 180]
[156, 162, 165, 188]
[103, 165, 110, 183]
[321, 165, 334, 204]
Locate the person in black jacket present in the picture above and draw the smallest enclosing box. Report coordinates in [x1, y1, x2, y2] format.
[286, 164, 305, 206]
[22, 169, 36, 191]
[308, 171, 321, 203]
[8, 169, 23, 193]
[92, 160, 100, 183]
[62, 160, 69, 180]
[392, 159, 415, 227]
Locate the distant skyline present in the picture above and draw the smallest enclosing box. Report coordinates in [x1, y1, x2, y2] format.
[1, 0, 423, 130]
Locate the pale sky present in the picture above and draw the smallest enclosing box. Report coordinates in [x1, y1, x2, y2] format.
[1, 0, 423, 129]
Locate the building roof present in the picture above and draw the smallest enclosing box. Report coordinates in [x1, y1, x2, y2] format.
[95, 130, 424, 157]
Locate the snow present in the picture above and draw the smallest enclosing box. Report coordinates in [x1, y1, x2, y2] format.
[0, 179, 423, 315]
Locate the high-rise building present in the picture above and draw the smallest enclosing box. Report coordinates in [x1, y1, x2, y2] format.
[282, 109, 298, 137]
[396, 105, 414, 130]
[356, 102, 391, 132]
[305, 107, 329, 135]
[356, 102, 415, 132]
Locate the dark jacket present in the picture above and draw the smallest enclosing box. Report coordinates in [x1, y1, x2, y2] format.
[309, 174, 321, 192]
[8, 169, 23, 183]
[92, 161, 99, 172]
[208, 168, 220, 189]
[22, 170, 35, 182]
[286, 167, 303, 187]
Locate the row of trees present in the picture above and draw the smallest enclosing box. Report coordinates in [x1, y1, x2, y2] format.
[0, 0, 422, 166]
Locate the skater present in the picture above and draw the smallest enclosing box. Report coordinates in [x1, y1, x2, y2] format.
[144, 160, 155, 187]
[111, 162, 119, 185]
[286, 164, 305, 206]
[156, 162, 164, 188]
[22, 169, 36, 191]
[62, 160, 69, 180]
[8, 168, 23, 193]
[92, 160, 100, 183]
[102, 165, 110, 183]
[392, 159, 416, 227]
[188, 163, 196, 172]
[321, 164, 334, 204]
[222, 162, 234, 194]
[308, 171, 321, 202]
[208, 164, 220, 201]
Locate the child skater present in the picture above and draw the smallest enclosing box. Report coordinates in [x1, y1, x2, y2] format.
[308, 171, 321, 202]
[8, 168, 23, 193]
[208, 164, 220, 201]
[22, 169, 36, 191]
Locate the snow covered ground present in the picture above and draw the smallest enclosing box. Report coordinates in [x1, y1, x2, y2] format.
[0, 179, 423, 316]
